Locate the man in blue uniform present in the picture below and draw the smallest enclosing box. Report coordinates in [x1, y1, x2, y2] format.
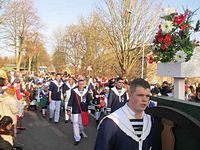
[106, 77, 128, 113]
[48, 73, 64, 124]
[67, 79, 92, 145]
[62, 76, 76, 123]
[94, 78, 154, 150]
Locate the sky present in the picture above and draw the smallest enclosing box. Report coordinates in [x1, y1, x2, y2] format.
[33, 0, 96, 54]
[34, 0, 200, 33]
[2, 0, 200, 56]
[33, 0, 200, 54]
[34, 0, 96, 35]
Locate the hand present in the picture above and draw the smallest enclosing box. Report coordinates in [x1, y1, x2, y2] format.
[61, 94, 64, 101]
[67, 111, 71, 118]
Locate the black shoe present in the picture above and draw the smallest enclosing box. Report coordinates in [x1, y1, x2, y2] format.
[54, 122, 59, 125]
[14, 146, 23, 150]
[13, 143, 24, 150]
[65, 120, 69, 123]
[74, 141, 80, 145]
[80, 133, 83, 138]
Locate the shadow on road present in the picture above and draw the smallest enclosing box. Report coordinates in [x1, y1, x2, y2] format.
[16, 110, 97, 150]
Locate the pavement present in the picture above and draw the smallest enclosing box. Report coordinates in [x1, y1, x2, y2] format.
[16, 109, 98, 150]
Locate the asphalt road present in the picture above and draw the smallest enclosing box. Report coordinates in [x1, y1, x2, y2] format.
[16, 109, 97, 150]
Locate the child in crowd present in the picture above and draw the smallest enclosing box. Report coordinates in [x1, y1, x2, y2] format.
[0, 116, 14, 146]
[39, 85, 49, 117]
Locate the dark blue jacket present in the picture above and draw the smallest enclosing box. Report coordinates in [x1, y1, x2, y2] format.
[94, 118, 153, 150]
[49, 81, 63, 100]
[67, 87, 92, 114]
[107, 87, 128, 113]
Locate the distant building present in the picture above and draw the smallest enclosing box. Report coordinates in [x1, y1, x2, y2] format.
[39, 66, 47, 72]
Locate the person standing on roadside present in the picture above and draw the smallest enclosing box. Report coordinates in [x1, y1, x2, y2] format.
[0, 70, 19, 138]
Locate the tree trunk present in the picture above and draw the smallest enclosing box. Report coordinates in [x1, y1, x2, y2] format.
[35, 54, 39, 72]
[28, 57, 32, 72]
[16, 37, 24, 71]
[16, 47, 23, 71]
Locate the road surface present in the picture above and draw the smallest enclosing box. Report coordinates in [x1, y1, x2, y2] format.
[16, 109, 98, 150]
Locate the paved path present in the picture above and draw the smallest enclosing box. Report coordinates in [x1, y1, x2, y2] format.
[16, 110, 97, 150]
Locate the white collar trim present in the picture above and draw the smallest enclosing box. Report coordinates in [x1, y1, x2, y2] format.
[52, 80, 63, 88]
[98, 104, 152, 150]
[112, 87, 126, 97]
[66, 82, 76, 89]
[74, 88, 88, 98]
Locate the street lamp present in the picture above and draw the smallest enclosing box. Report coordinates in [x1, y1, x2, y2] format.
[141, 39, 145, 79]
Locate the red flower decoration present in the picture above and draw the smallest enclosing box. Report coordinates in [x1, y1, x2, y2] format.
[155, 30, 164, 43]
[174, 14, 186, 25]
[163, 34, 172, 46]
[147, 55, 154, 64]
[152, 8, 200, 63]
[180, 24, 187, 30]
[161, 44, 167, 50]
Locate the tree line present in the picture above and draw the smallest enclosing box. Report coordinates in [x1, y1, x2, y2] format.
[52, 0, 162, 78]
[0, 0, 162, 79]
[0, 0, 51, 72]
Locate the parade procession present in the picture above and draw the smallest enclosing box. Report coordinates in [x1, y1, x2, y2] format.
[0, 0, 200, 150]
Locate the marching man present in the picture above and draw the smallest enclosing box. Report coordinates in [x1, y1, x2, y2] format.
[67, 79, 92, 145]
[107, 77, 128, 114]
[49, 73, 64, 124]
[63, 76, 76, 123]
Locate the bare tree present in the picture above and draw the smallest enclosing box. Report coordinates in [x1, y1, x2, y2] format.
[52, 13, 118, 76]
[1, 0, 41, 71]
[65, 13, 110, 75]
[37, 46, 51, 69]
[78, 13, 107, 71]
[62, 25, 86, 74]
[24, 32, 43, 71]
[97, 0, 162, 77]
[52, 48, 67, 72]
[51, 27, 68, 72]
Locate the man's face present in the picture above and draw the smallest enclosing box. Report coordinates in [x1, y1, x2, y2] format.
[78, 81, 85, 90]
[93, 78, 97, 83]
[56, 75, 61, 81]
[116, 79, 124, 89]
[128, 86, 150, 113]
[68, 78, 74, 85]
[104, 89, 109, 94]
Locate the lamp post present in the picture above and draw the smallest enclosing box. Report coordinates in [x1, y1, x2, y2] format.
[141, 40, 145, 79]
